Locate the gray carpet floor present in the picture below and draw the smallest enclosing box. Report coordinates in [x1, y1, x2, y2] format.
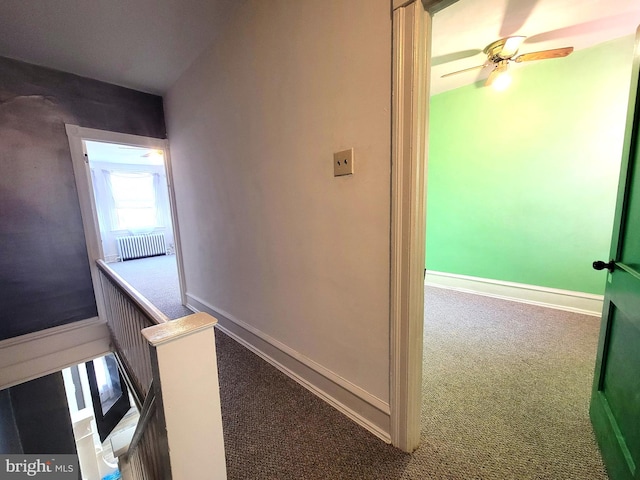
[415, 289, 608, 480]
[108, 255, 192, 319]
[110, 256, 609, 479]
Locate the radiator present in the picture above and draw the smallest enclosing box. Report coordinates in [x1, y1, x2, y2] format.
[117, 234, 166, 261]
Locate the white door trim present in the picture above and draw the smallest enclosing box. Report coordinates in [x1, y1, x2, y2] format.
[65, 125, 188, 311]
[390, 0, 431, 452]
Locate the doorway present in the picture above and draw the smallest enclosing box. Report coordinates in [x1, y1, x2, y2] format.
[389, 0, 637, 458]
[421, 19, 633, 468]
[83, 141, 175, 264]
[66, 125, 187, 320]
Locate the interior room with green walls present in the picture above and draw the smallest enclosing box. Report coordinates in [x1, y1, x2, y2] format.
[425, 35, 635, 307]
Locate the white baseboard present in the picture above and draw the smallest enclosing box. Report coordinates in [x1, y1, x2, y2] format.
[0, 317, 111, 390]
[425, 270, 604, 317]
[186, 293, 391, 443]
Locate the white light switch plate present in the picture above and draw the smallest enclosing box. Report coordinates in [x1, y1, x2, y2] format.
[334, 148, 354, 176]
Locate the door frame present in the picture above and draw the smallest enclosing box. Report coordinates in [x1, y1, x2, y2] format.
[390, 0, 459, 452]
[65, 125, 188, 316]
[390, 0, 428, 452]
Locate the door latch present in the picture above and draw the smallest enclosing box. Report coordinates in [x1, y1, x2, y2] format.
[592, 260, 616, 273]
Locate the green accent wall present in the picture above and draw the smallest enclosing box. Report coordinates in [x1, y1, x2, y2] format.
[426, 36, 634, 295]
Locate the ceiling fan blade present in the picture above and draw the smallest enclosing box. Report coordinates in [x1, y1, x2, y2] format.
[441, 63, 488, 78]
[499, 0, 539, 38]
[499, 36, 526, 59]
[514, 47, 574, 63]
[432, 49, 483, 67]
[484, 67, 501, 87]
[484, 60, 509, 87]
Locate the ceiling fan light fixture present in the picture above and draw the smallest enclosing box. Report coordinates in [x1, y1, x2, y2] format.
[500, 36, 526, 58]
[492, 71, 512, 91]
[441, 33, 574, 92]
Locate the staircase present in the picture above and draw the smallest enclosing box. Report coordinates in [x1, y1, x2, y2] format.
[96, 260, 226, 479]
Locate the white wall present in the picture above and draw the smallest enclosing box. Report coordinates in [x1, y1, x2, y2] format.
[165, 0, 393, 433]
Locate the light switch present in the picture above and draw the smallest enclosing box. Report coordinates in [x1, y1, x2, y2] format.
[333, 148, 354, 176]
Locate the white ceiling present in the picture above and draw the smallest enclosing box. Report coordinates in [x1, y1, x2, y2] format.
[431, 0, 640, 95]
[0, 1, 638, 96]
[0, 0, 237, 95]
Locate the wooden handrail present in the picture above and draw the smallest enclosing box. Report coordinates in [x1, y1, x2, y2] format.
[127, 383, 157, 454]
[96, 259, 169, 325]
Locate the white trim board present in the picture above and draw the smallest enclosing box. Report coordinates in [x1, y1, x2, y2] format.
[186, 293, 392, 443]
[389, 0, 430, 453]
[425, 270, 604, 316]
[0, 317, 111, 390]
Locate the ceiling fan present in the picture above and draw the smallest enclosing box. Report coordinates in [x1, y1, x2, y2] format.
[441, 36, 574, 88]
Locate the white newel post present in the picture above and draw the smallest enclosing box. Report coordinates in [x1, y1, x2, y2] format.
[142, 313, 227, 480]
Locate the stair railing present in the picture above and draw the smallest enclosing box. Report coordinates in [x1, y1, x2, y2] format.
[96, 260, 226, 480]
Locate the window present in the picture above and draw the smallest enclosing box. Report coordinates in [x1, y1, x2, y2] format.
[109, 172, 157, 231]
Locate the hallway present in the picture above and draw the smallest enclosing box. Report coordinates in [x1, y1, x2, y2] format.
[113, 256, 607, 479]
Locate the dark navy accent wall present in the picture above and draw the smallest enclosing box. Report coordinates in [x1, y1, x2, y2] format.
[0, 56, 166, 340]
[5, 372, 76, 456]
[0, 388, 22, 453]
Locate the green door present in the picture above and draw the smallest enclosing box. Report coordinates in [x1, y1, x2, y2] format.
[590, 27, 640, 480]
